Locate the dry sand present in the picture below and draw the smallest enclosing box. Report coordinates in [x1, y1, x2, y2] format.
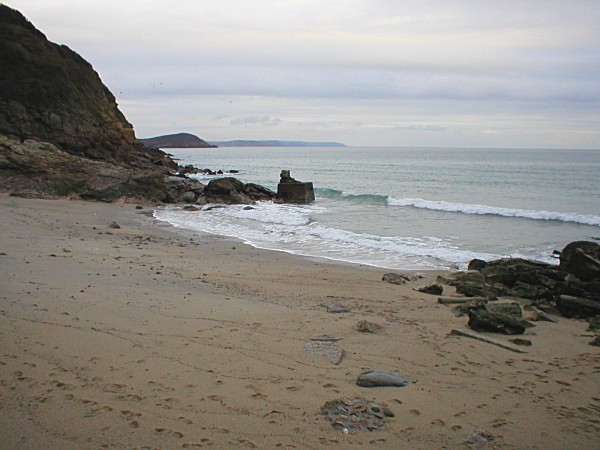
[1, 194, 598, 449]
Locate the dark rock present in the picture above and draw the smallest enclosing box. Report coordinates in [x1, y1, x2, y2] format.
[556, 295, 600, 318]
[452, 298, 487, 317]
[486, 302, 523, 319]
[590, 335, 600, 347]
[242, 206, 255, 210]
[108, 221, 121, 229]
[356, 370, 411, 387]
[229, 169, 239, 173]
[509, 281, 554, 300]
[204, 205, 226, 211]
[456, 282, 487, 298]
[354, 320, 384, 333]
[468, 259, 488, 271]
[557, 276, 600, 302]
[467, 309, 531, 335]
[447, 271, 486, 286]
[203, 177, 278, 205]
[178, 164, 199, 176]
[416, 283, 443, 295]
[183, 205, 200, 211]
[181, 191, 196, 203]
[277, 170, 315, 204]
[559, 241, 600, 282]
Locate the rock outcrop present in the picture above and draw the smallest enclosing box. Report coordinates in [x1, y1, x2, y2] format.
[0, 6, 274, 205]
[203, 178, 278, 205]
[0, 5, 190, 201]
[441, 241, 600, 330]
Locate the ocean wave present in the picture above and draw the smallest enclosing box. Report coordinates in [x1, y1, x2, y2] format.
[221, 202, 321, 226]
[316, 188, 389, 205]
[387, 197, 600, 226]
[154, 205, 503, 270]
[316, 187, 600, 226]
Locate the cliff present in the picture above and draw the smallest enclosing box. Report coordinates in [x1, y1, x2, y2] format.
[0, 5, 195, 202]
[139, 133, 216, 149]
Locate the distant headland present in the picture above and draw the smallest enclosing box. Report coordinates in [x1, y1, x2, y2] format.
[139, 133, 216, 149]
[210, 140, 347, 148]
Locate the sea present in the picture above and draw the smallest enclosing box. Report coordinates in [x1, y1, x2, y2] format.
[154, 147, 600, 270]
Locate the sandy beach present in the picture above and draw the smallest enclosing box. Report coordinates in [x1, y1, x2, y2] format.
[0, 194, 598, 449]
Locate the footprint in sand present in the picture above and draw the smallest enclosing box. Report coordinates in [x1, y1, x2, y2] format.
[154, 427, 184, 439]
[409, 409, 421, 416]
[84, 405, 114, 418]
[229, 438, 257, 448]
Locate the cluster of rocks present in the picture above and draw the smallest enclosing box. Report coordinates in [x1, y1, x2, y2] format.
[320, 397, 395, 433]
[178, 164, 239, 177]
[434, 241, 599, 345]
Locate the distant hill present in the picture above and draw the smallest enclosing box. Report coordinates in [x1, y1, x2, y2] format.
[139, 133, 216, 149]
[210, 140, 347, 148]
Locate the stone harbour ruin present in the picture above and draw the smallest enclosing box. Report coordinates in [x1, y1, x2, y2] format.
[277, 170, 315, 204]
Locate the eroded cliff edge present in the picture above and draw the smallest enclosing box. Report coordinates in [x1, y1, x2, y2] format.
[0, 5, 198, 202]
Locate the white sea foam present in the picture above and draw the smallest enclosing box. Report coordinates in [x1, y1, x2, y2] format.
[387, 197, 600, 226]
[154, 204, 503, 270]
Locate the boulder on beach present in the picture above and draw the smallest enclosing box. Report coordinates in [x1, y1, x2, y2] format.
[467, 309, 532, 335]
[203, 177, 278, 205]
[559, 241, 600, 282]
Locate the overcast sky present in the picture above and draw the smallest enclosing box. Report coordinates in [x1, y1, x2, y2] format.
[7, 0, 600, 148]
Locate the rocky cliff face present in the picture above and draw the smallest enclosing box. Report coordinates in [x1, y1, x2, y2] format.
[0, 5, 192, 202]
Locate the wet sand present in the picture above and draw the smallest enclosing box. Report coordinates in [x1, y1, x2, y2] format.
[1, 194, 598, 449]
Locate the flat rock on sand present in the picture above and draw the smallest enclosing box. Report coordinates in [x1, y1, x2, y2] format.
[356, 370, 411, 387]
[304, 341, 344, 365]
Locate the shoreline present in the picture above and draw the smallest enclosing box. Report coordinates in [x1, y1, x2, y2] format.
[1, 194, 598, 449]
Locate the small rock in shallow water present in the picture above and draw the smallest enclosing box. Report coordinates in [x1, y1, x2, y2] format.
[356, 370, 410, 387]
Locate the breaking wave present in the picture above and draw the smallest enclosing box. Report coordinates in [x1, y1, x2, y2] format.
[387, 197, 600, 226]
[317, 188, 600, 226]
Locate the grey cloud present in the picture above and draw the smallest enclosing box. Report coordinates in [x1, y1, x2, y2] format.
[229, 116, 282, 126]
